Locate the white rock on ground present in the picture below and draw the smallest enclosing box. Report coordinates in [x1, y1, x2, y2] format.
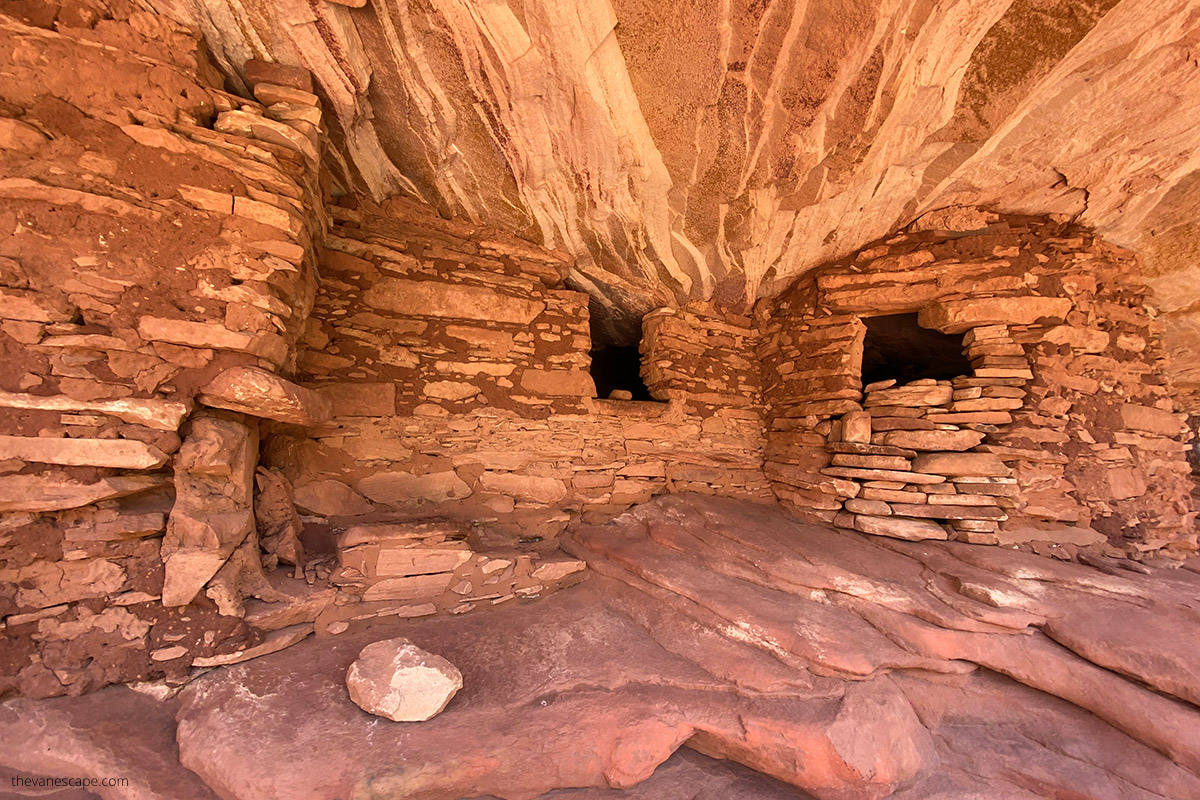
[345, 638, 462, 722]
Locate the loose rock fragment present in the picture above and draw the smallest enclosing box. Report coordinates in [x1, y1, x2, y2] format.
[346, 638, 463, 722]
[200, 367, 332, 425]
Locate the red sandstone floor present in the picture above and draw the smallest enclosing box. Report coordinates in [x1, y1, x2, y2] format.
[3, 495, 1199, 800]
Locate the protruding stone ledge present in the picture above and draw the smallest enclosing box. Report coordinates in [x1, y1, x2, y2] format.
[918, 297, 1072, 333]
[0, 391, 189, 431]
[200, 367, 332, 425]
[0, 435, 168, 470]
[0, 474, 169, 513]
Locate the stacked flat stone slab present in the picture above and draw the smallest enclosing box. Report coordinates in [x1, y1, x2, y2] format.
[826, 378, 1016, 542]
[0, 10, 327, 698]
[271, 199, 773, 542]
[759, 315, 866, 419]
[325, 520, 587, 625]
[299, 200, 588, 418]
[641, 306, 763, 416]
[760, 212, 1196, 557]
[273, 401, 771, 538]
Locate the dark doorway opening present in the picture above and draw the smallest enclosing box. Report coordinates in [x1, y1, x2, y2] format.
[861, 313, 971, 386]
[589, 345, 653, 400]
[588, 313, 655, 401]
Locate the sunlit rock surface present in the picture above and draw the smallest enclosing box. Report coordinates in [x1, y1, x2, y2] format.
[8, 495, 1196, 800]
[149, 0, 1200, 397]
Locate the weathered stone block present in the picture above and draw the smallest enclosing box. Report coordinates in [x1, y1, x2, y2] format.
[294, 479, 375, 517]
[364, 279, 546, 324]
[519, 369, 596, 397]
[911, 452, 1010, 478]
[161, 414, 259, 607]
[0, 474, 167, 513]
[0, 435, 167, 470]
[315, 383, 398, 417]
[0, 287, 77, 323]
[0, 391, 189, 431]
[1119, 404, 1182, 437]
[831, 454, 912, 471]
[423, 381, 480, 401]
[346, 638, 462, 721]
[357, 471, 473, 504]
[478, 473, 568, 504]
[880, 430, 986, 451]
[362, 573, 455, 602]
[531, 560, 586, 582]
[138, 316, 288, 366]
[888, 503, 1006, 520]
[3, 558, 125, 610]
[376, 548, 473, 578]
[918, 296, 1071, 333]
[844, 498, 892, 516]
[865, 384, 953, 407]
[852, 514, 948, 541]
[840, 411, 872, 444]
[821, 466, 946, 485]
[200, 367, 331, 425]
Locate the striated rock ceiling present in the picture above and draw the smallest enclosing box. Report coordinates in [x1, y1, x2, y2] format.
[150, 0, 1200, 356]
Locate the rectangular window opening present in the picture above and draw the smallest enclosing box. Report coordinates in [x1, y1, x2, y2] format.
[588, 309, 659, 402]
[861, 313, 971, 386]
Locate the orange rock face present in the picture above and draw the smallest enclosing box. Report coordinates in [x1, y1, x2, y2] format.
[66, 495, 1192, 800]
[1, 13, 1197, 778]
[146, 0, 1200, 383]
[199, 367, 332, 425]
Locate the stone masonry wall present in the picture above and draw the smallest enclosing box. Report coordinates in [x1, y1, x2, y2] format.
[0, 5, 771, 697]
[758, 208, 1197, 559]
[265, 200, 771, 559]
[299, 198, 593, 418]
[2, 5, 1195, 705]
[641, 305, 763, 416]
[0, 5, 327, 697]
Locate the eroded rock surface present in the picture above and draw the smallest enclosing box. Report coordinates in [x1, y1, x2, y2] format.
[0, 687, 217, 800]
[149, 0, 1200, 385]
[467, 748, 816, 800]
[3, 495, 1198, 798]
[199, 367, 331, 425]
[346, 638, 462, 722]
[158, 495, 1200, 800]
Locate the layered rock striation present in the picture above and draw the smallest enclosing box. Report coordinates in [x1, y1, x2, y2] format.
[142, 0, 1200, 401]
[7, 495, 1198, 799]
[1, 1, 1196, 711]
[0, 5, 328, 698]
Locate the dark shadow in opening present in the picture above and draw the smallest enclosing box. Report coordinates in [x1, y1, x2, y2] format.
[861, 313, 971, 386]
[588, 306, 657, 401]
[589, 345, 654, 401]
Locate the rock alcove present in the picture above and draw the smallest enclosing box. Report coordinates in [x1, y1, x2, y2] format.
[587, 303, 657, 402]
[860, 314, 972, 387]
[1, 3, 1199, 800]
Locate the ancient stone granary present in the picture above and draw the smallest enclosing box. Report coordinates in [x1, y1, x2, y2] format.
[0, 0, 1196, 698]
[3, 3, 1200, 799]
